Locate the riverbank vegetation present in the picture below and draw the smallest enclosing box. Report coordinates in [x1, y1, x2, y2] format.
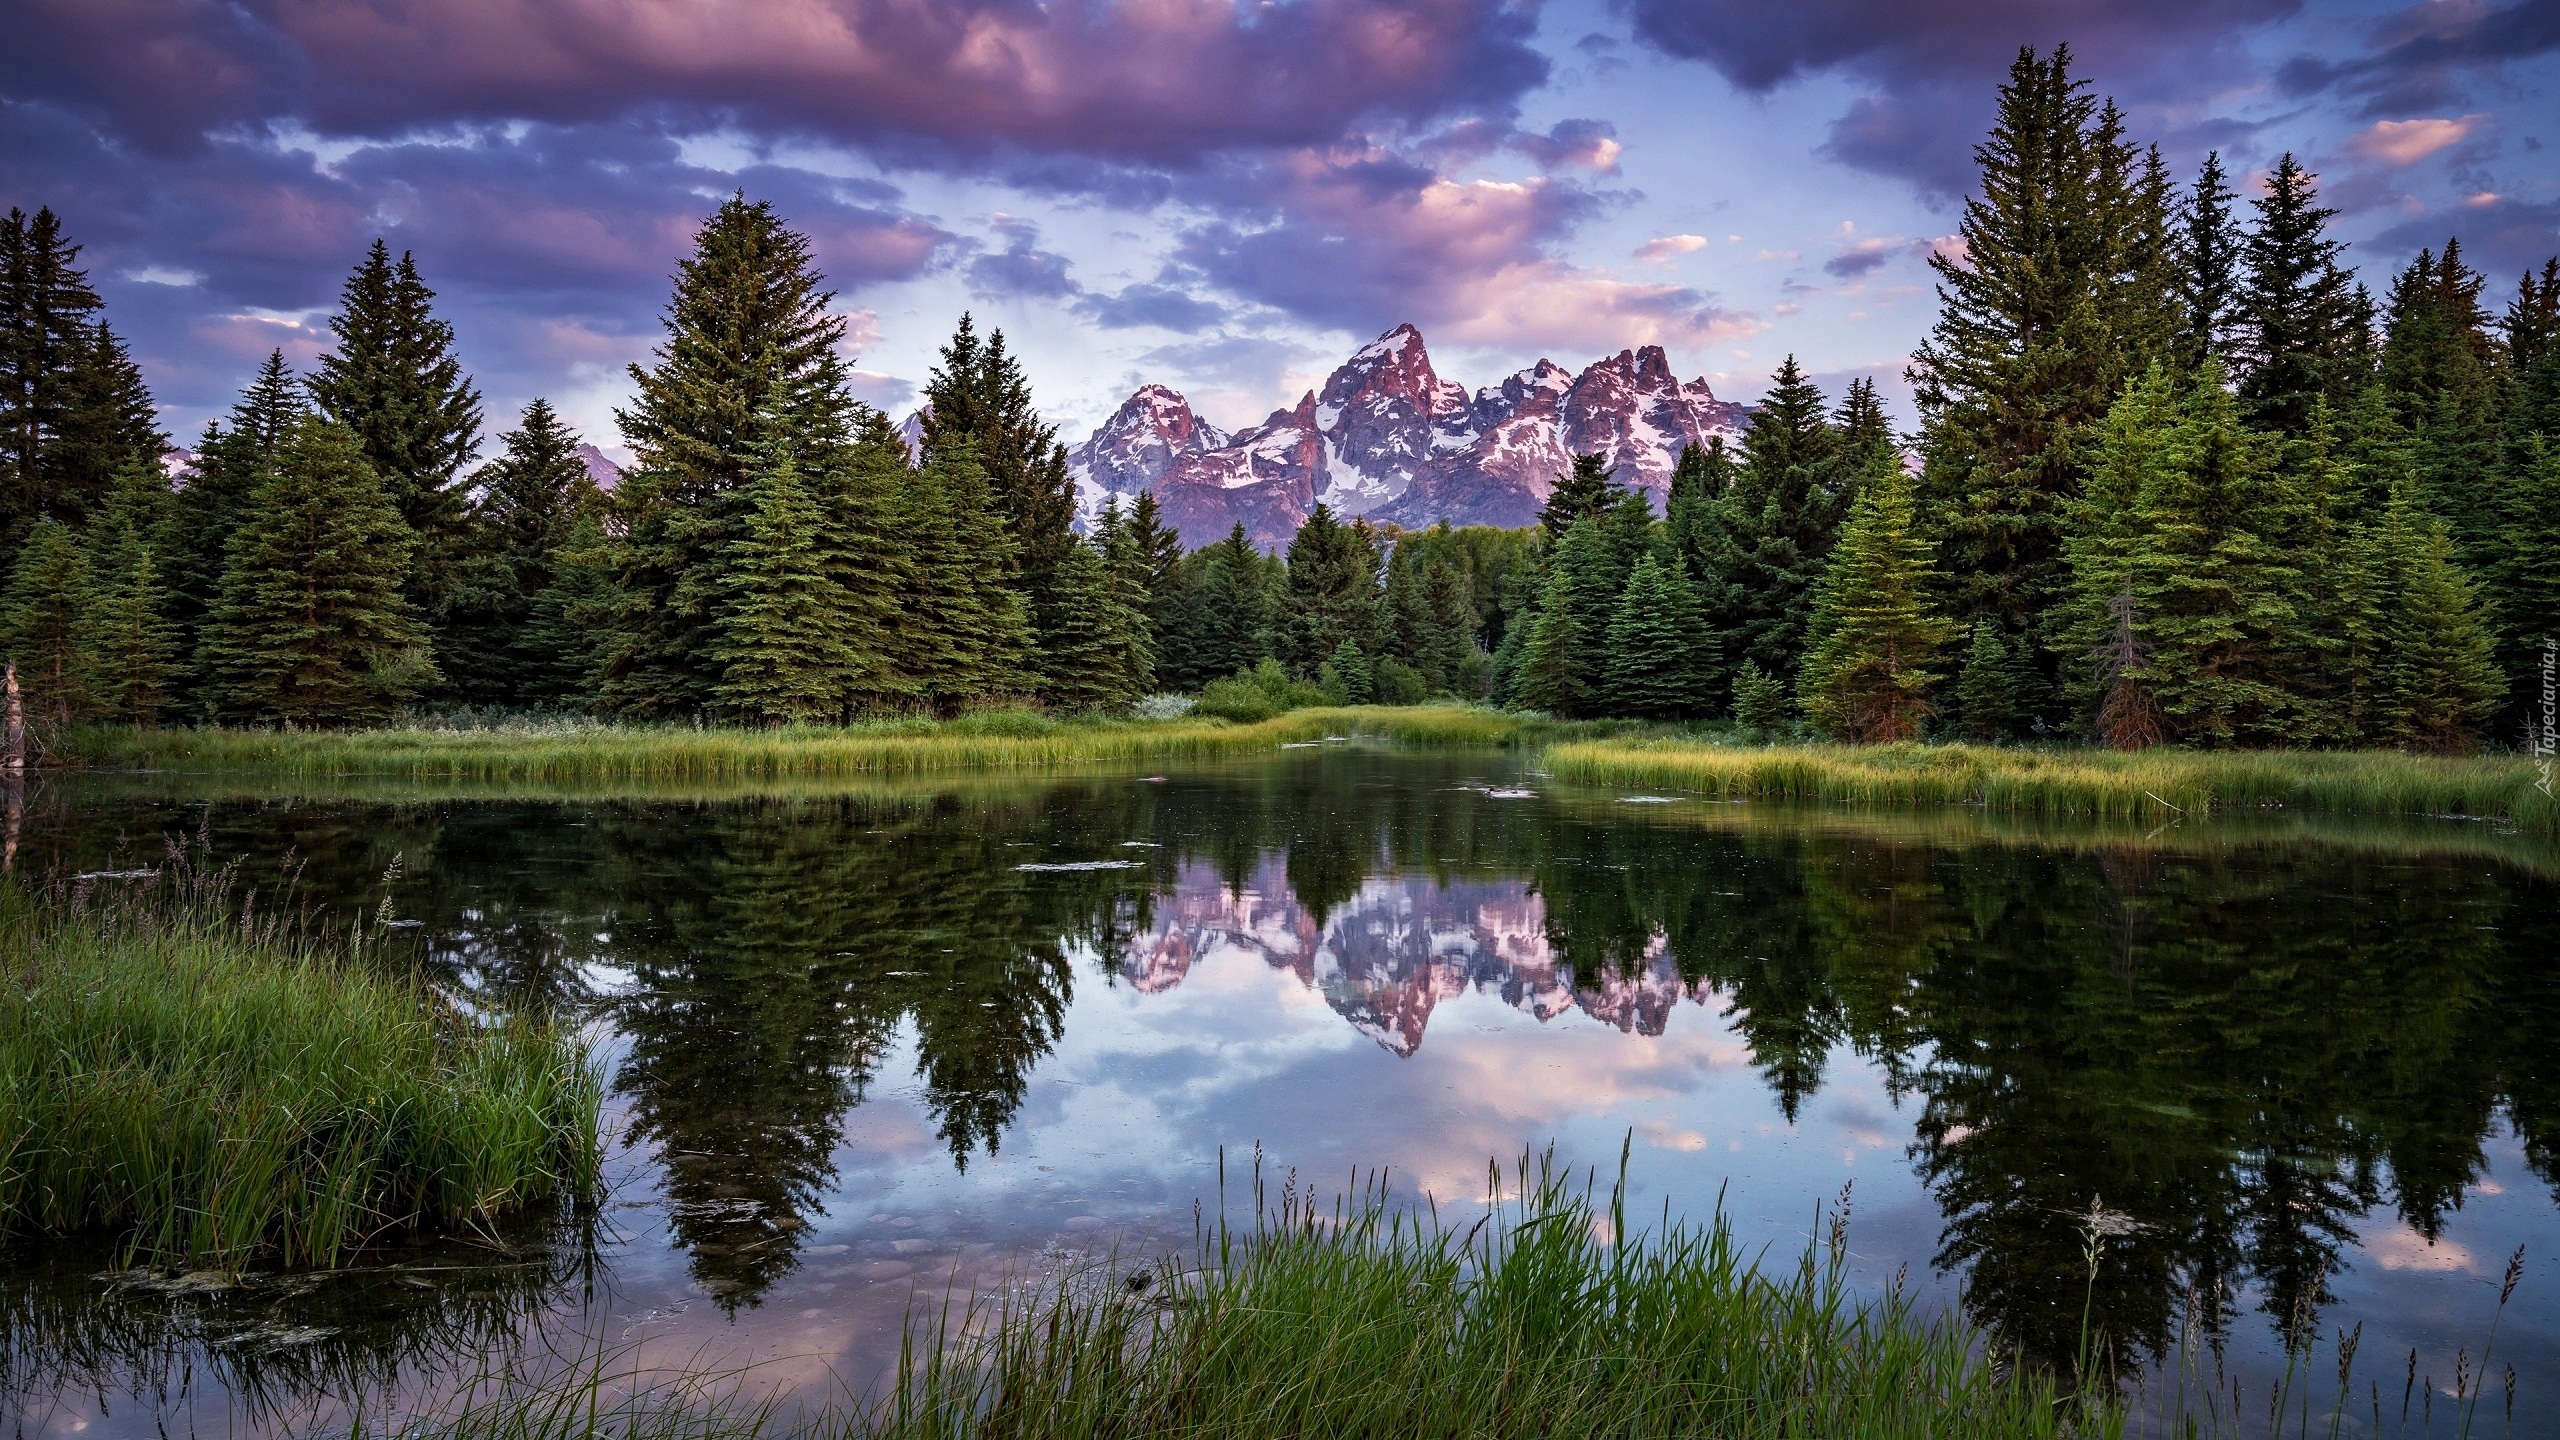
[0, 848, 600, 1267]
[384, 1157, 2109, 1440]
[1549, 737, 2560, 835]
[45, 704, 1565, 781]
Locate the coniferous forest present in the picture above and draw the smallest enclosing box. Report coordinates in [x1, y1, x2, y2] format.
[4, 48, 2555, 753]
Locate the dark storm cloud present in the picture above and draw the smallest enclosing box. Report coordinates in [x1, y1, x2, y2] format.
[2281, 0, 2560, 116]
[8, 0, 1548, 167]
[1077, 282, 1234, 333]
[966, 219, 1082, 301]
[1621, 0, 2302, 196]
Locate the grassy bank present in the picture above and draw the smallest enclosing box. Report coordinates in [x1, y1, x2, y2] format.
[0, 851, 600, 1267]
[390, 1154, 2109, 1440]
[1548, 737, 2560, 835]
[48, 705, 1562, 782]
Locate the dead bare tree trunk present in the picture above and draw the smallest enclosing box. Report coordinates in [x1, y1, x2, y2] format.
[3, 661, 23, 772]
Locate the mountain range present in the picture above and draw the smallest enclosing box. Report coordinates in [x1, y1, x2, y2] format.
[1066, 323, 1748, 548]
[1113, 853, 1711, 1056]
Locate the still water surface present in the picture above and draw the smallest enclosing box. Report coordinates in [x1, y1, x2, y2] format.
[7, 747, 2559, 1434]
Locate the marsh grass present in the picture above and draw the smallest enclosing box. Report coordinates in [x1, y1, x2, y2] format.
[0, 842, 601, 1268]
[1547, 739, 2559, 836]
[382, 1149, 2114, 1440]
[50, 706, 1561, 782]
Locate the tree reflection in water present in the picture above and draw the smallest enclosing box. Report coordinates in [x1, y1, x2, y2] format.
[23, 753, 2560, 1369]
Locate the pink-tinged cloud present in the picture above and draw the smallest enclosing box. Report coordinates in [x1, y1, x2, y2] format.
[1181, 144, 1753, 352]
[1635, 234, 1708, 261]
[12, 0, 1547, 165]
[2348, 113, 2488, 165]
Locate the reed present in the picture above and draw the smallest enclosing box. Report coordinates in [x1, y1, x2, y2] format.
[1546, 738, 2560, 835]
[381, 1150, 2112, 1440]
[0, 845, 601, 1268]
[49, 706, 1555, 782]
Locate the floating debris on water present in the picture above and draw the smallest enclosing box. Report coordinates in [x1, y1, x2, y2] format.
[1484, 788, 1536, 800]
[1617, 796, 1680, 804]
[1014, 860, 1146, 872]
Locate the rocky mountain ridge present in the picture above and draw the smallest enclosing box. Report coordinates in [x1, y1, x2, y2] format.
[1071, 324, 1748, 548]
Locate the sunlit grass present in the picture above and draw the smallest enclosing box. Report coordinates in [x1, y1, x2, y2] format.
[1546, 738, 2559, 835]
[0, 848, 601, 1268]
[376, 1150, 2112, 1440]
[50, 705, 1560, 782]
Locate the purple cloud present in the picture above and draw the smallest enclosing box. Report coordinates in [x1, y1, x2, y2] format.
[2281, 0, 2560, 116]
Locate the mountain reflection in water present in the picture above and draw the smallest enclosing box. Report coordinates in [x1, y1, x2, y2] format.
[9, 749, 2558, 1433]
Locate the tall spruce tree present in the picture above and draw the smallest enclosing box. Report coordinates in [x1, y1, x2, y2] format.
[2235, 155, 2366, 436]
[1540, 452, 1620, 538]
[80, 455, 179, 724]
[1796, 460, 1955, 743]
[2177, 152, 2245, 371]
[2065, 363, 2300, 746]
[1701, 357, 1848, 690]
[440, 398, 600, 702]
[1282, 503, 1382, 673]
[1603, 552, 1711, 718]
[196, 416, 435, 724]
[599, 196, 867, 717]
[1182, 523, 1275, 684]
[516, 512, 621, 705]
[707, 446, 866, 724]
[308, 241, 483, 634]
[1040, 538, 1149, 712]
[1513, 515, 1617, 716]
[897, 441, 1034, 709]
[919, 315, 1078, 687]
[3, 207, 161, 543]
[2375, 491, 2504, 753]
[1419, 556, 1478, 692]
[1951, 619, 2028, 742]
[1906, 47, 2176, 718]
[0, 517, 93, 727]
[162, 352, 305, 670]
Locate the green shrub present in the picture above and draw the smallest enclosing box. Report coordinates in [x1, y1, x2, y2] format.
[1196, 659, 1329, 723]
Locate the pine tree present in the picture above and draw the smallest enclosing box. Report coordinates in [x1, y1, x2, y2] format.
[1603, 552, 1711, 718]
[1121, 488, 1184, 651]
[80, 455, 179, 724]
[899, 442, 1034, 709]
[1318, 637, 1374, 705]
[2379, 240, 2504, 567]
[440, 398, 600, 702]
[600, 196, 863, 716]
[1282, 503, 1382, 672]
[1181, 523, 1274, 685]
[2069, 363, 2300, 746]
[516, 512, 620, 705]
[920, 315, 1078, 686]
[164, 352, 307, 665]
[54, 322, 165, 524]
[2365, 488, 2502, 753]
[1731, 660, 1789, 735]
[1513, 516, 1615, 716]
[1541, 452, 1620, 538]
[2235, 155, 2365, 436]
[2177, 151, 2244, 371]
[1097, 501, 1159, 697]
[1907, 47, 2177, 713]
[1419, 556, 1478, 693]
[1952, 620, 2026, 742]
[707, 446, 865, 724]
[1796, 462, 1956, 743]
[308, 242, 483, 637]
[0, 517, 93, 727]
[1664, 436, 1735, 575]
[1039, 539, 1148, 712]
[196, 416, 435, 724]
[2, 206, 152, 543]
[1700, 357, 1847, 690]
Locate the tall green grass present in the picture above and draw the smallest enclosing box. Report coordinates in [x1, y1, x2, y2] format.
[1548, 738, 2560, 835]
[381, 1150, 2112, 1440]
[0, 846, 601, 1268]
[50, 706, 1557, 782]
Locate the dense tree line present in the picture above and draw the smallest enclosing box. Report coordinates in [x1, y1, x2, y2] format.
[1393, 46, 2548, 751]
[8, 48, 2555, 751]
[0, 199, 1163, 729]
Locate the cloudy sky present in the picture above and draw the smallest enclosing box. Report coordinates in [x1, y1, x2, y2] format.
[5, 0, 2556, 459]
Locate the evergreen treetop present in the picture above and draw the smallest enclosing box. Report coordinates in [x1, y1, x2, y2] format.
[308, 240, 484, 546]
[2, 207, 159, 542]
[1541, 452, 1620, 538]
[1797, 459, 1956, 743]
[2235, 155, 2365, 435]
[2177, 151, 2244, 371]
